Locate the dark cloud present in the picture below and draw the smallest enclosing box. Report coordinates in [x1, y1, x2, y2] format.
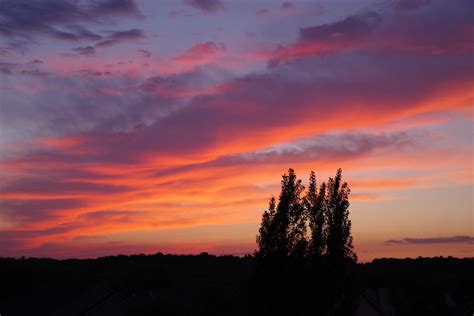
[57, 25, 103, 41]
[93, 0, 142, 17]
[138, 49, 152, 58]
[280, 2, 295, 11]
[167, 10, 195, 18]
[0, 0, 142, 48]
[384, 239, 404, 244]
[0, 69, 186, 148]
[285, 12, 378, 61]
[19, 69, 49, 77]
[300, 11, 381, 44]
[256, 9, 271, 16]
[268, 11, 381, 64]
[66, 29, 145, 56]
[271, 0, 473, 64]
[382, 0, 473, 54]
[94, 28, 145, 48]
[69, 28, 145, 55]
[26, 59, 43, 65]
[395, 0, 431, 11]
[0, 46, 15, 57]
[385, 236, 474, 245]
[183, 0, 223, 14]
[0, 59, 48, 76]
[78, 69, 113, 77]
[141, 67, 228, 98]
[71, 46, 96, 56]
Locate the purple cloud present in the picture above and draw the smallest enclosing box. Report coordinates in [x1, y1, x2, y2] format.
[0, 0, 142, 49]
[270, 0, 472, 64]
[94, 28, 145, 48]
[71, 46, 96, 56]
[183, 0, 223, 14]
[256, 9, 271, 16]
[0, 59, 48, 76]
[395, 0, 431, 11]
[138, 49, 152, 58]
[280, 2, 296, 11]
[300, 11, 381, 45]
[2, 46, 470, 166]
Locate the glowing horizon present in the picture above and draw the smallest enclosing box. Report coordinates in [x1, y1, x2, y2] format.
[0, 0, 473, 262]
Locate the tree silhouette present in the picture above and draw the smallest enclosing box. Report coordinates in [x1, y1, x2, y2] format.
[256, 196, 276, 258]
[256, 168, 307, 258]
[257, 167, 356, 264]
[305, 171, 326, 259]
[325, 168, 357, 262]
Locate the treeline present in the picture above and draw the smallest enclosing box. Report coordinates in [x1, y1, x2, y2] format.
[256, 168, 356, 263]
[1, 254, 472, 316]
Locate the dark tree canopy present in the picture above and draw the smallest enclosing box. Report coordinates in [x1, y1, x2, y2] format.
[256, 196, 276, 257]
[305, 171, 326, 258]
[256, 169, 307, 259]
[256, 168, 356, 263]
[326, 168, 357, 262]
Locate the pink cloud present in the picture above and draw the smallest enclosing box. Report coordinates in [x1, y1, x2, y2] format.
[174, 41, 227, 68]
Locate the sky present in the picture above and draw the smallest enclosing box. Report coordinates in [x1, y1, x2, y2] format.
[0, 0, 473, 262]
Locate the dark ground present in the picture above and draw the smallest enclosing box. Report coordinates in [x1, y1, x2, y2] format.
[0, 254, 472, 316]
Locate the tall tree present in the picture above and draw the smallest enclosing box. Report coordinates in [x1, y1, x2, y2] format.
[256, 196, 276, 258]
[325, 169, 357, 262]
[305, 171, 326, 258]
[276, 168, 307, 257]
[256, 169, 307, 258]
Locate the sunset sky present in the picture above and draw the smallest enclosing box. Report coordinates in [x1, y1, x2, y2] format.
[0, 0, 473, 261]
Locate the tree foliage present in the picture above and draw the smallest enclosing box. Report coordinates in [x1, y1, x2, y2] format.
[326, 168, 357, 262]
[256, 168, 356, 263]
[305, 171, 326, 258]
[256, 196, 276, 257]
[256, 169, 307, 258]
